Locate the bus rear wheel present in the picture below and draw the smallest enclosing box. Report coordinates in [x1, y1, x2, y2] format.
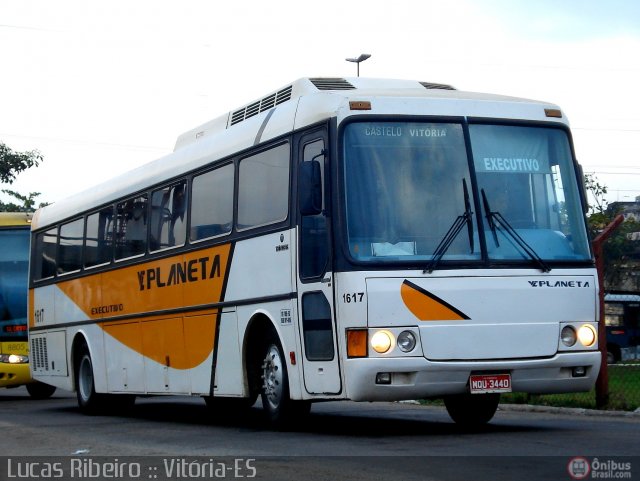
[260, 333, 310, 429]
[444, 393, 500, 427]
[76, 346, 97, 412]
[74, 344, 136, 415]
[75, 343, 107, 414]
[26, 381, 56, 399]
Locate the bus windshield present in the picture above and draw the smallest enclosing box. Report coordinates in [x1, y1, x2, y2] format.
[342, 121, 591, 265]
[0, 227, 30, 342]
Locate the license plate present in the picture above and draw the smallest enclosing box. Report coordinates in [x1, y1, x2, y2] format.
[469, 374, 512, 394]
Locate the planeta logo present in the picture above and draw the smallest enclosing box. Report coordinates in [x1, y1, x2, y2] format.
[136, 255, 222, 291]
[528, 280, 590, 288]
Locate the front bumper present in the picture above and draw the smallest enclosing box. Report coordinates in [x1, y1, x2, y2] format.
[345, 351, 601, 401]
[0, 362, 32, 388]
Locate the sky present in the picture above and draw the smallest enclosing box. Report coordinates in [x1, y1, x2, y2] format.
[1, 0, 639, 208]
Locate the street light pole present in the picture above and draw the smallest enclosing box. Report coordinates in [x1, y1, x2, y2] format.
[345, 54, 371, 77]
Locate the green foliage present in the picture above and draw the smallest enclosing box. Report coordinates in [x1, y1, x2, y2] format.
[0, 142, 43, 184]
[0, 189, 48, 212]
[584, 172, 608, 217]
[600, 215, 640, 289]
[501, 365, 640, 411]
[0, 141, 47, 212]
[584, 173, 611, 238]
[584, 173, 640, 290]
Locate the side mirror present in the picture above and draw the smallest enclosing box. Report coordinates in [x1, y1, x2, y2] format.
[299, 160, 323, 216]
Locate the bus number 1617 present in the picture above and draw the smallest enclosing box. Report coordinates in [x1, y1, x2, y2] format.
[34, 308, 45, 324]
[342, 292, 364, 303]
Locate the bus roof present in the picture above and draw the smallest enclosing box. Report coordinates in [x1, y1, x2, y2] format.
[32, 77, 566, 231]
[0, 212, 33, 227]
[605, 293, 640, 302]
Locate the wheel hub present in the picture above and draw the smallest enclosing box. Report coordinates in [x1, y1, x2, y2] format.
[262, 345, 283, 409]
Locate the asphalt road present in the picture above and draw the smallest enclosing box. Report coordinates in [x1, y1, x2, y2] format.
[1, 387, 638, 480]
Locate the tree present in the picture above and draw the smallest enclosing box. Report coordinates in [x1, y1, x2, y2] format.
[0, 142, 42, 184]
[0, 141, 47, 212]
[0, 189, 46, 212]
[584, 173, 640, 290]
[584, 172, 609, 238]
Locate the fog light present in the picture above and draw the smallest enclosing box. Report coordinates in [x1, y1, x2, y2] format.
[371, 330, 394, 354]
[397, 331, 416, 353]
[561, 326, 577, 347]
[572, 367, 587, 378]
[578, 325, 596, 347]
[376, 372, 392, 384]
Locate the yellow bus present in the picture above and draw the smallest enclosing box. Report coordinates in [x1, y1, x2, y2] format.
[29, 78, 599, 426]
[0, 212, 55, 398]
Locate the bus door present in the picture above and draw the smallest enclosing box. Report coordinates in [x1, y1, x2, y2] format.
[296, 132, 341, 395]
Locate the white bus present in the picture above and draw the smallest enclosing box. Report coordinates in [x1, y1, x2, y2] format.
[29, 77, 600, 427]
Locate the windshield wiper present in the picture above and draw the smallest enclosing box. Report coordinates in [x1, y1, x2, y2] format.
[425, 179, 474, 273]
[481, 189, 551, 273]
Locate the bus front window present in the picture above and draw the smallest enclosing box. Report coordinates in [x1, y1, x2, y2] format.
[469, 124, 591, 261]
[343, 121, 480, 263]
[0, 228, 29, 341]
[342, 121, 591, 266]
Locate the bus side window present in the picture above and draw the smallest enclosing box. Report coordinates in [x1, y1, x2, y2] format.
[58, 218, 84, 274]
[237, 143, 290, 231]
[85, 207, 114, 268]
[626, 304, 640, 329]
[190, 164, 234, 241]
[34, 228, 57, 280]
[115, 195, 148, 260]
[605, 303, 624, 327]
[150, 181, 187, 252]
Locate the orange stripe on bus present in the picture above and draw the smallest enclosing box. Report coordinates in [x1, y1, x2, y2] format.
[400, 280, 469, 321]
[102, 310, 217, 370]
[28, 290, 35, 328]
[57, 244, 232, 319]
[52, 243, 232, 369]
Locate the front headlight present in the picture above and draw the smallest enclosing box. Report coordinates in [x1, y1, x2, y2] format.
[371, 330, 394, 354]
[397, 331, 417, 352]
[0, 354, 29, 364]
[561, 326, 577, 347]
[578, 324, 597, 347]
[559, 322, 598, 351]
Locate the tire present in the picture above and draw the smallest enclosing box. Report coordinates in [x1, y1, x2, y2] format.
[75, 343, 106, 414]
[260, 332, 310, 429]
[74, 343, 136, 414]
[26, 381, 56, 399]
[444, 393, 500, 427]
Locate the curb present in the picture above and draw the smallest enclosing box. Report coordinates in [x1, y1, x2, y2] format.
[497, 403, 640, 419]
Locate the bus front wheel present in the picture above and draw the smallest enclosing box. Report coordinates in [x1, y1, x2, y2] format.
[260, 334, 310, 429]
[26, 381, 56, 399]
[444, 393, 500, 427]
